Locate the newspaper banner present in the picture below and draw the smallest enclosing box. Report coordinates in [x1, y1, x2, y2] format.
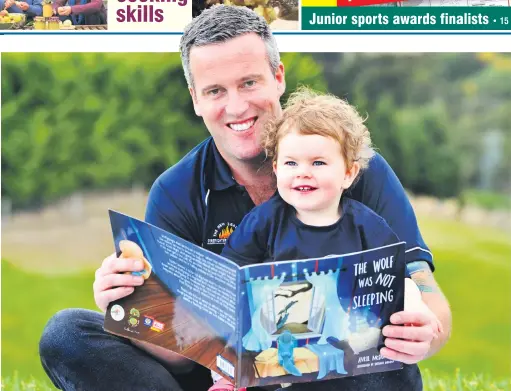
[0, 0, 508, 33]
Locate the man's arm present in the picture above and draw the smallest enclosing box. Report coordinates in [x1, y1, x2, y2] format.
[365, 215, 452, 356]
[407, 260, 452, 358]
[349, 153, 434, 270]
[352, 154, 451, 361]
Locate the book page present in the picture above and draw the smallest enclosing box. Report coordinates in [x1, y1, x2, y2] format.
[236, 243, 406, 388]
[104, 210, 240, 383]
[155, 233, 238, 333]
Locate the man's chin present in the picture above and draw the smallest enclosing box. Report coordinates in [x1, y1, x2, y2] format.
[234, 149, 267, 163]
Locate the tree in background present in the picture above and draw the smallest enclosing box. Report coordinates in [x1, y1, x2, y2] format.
[1, 52, 326, 210]
[2, 53, 509, 211]
[313, 53, 510, 202]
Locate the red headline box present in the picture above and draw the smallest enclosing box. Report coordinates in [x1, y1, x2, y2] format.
[337, 0, 403, 6]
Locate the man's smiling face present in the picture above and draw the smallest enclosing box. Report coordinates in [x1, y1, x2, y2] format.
[189, 33, 285, 163]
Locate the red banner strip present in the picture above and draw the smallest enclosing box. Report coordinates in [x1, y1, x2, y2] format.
[337, 0, 402, 6]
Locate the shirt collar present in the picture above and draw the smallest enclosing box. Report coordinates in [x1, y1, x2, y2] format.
[208, 139, 237, 191]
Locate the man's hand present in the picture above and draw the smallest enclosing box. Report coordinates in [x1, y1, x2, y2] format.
[18, 2, 29, 10]
[381, 262, 452, 365]
[4, 0, 15, 8]
[380, 311, 438, 365]
[94, 253, 193, 369]
[93, 252, 146, 313]
[57, 5, 71, 15]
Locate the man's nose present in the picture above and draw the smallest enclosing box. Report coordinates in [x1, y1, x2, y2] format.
[225, 92, 249, 117]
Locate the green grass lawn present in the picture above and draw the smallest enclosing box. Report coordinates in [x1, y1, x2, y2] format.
[463, 189, 511, 211]
[1, 214, 510, 389]
[417, 215, 511, 379]
[2, 369, 510, 391]
[1, 261, 97, 384]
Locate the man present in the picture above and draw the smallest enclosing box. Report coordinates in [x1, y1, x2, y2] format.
[52, 0, 106, 25]
[39, 5, 451, 391]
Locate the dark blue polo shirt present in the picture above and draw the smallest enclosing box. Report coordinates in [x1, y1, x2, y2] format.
[145, 137, 433, 270]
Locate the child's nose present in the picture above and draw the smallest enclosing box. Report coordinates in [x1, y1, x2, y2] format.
[296, 166, 312, 178]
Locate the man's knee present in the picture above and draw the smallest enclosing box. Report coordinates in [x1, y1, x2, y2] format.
[39, 308, 102, 362]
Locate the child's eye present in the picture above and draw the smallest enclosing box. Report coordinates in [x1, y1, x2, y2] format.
[313, 161, 326, 166]
[284, 161, 297, 166]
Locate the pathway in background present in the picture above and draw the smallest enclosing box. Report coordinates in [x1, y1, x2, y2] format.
[2, 189, 509, 273]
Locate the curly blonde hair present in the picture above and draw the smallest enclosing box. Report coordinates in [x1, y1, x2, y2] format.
[263, 86, 374, 174]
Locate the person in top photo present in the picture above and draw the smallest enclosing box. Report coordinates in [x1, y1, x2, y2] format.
[52, 0, 106, 25]
[0, 0, 42, 19]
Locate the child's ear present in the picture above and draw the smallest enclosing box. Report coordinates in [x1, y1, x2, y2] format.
[342, 162, 361, 190]
[273, 160, 278, 176]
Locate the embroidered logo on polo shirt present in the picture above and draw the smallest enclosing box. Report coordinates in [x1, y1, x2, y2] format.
[207, 222, 237, 245]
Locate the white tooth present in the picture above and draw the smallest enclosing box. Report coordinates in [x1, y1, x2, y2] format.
[230, 119, 254, 131]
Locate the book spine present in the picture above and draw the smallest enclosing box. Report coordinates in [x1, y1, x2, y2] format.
[236, 267, 243, 387]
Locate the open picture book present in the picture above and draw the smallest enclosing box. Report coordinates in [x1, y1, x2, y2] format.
[104, 210, 407, 388]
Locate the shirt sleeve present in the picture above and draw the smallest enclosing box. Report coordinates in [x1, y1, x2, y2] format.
[347, 152, 434, 271]
[70, 0, 102, 15]
[145, 178, 202, 246]
[366, 217, 412, 278]
[27, 0, 42, 16]
[221, 210, 270, 267]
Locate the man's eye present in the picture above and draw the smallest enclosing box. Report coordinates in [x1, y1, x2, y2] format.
[208, 88, 220, 96]
[244, 80, 256, 88]
[313, 161, 326, 166]
[284, 161, 297, 166]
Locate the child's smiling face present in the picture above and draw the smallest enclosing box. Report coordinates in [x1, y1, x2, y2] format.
[274, 131, 359, 225]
